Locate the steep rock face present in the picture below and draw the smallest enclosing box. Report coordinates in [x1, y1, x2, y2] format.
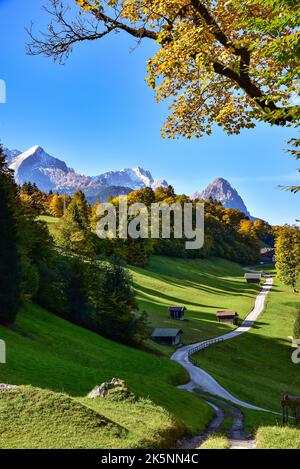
[192, 177, 251, 219]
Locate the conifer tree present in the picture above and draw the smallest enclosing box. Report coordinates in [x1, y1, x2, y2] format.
[0, 145, 22, 324]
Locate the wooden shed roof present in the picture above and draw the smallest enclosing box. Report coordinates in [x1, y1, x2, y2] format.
[244, 273, 262, 279]
[216, 311, 238, 317]
[151, 328, 183, 338]
[168, 306, 186, 312]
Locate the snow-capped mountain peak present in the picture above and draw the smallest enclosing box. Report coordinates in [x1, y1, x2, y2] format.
[91, 166, 156, 190]
[8, 145, 73, 190]
[132, 166, 154, 187]
[10, 145, 43, 171]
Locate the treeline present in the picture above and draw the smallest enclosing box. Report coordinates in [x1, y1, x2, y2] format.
[19, 181, 71, 217]
[0, 147, 146, 344]
[19, 182, 274, 267]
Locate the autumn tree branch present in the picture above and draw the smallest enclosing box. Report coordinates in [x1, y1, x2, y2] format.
[26, 0, 298, 126]
[91, 9, 158, 40]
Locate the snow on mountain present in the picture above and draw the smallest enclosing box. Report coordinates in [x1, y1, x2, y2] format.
[192, 177, 252, 219]
[8, 145, 74, 192]
[5, 144, 168, 200]
[152, 179, 169, 190]
[3, 148, 22, 165]
[4, 145, 255, 218]
[132, 167, 154, 188]
[90, 166, 155, 190]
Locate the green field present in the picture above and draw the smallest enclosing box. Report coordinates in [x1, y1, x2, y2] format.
[1, 255, 299, 448]
[129, 256, 260, 352]
[201, 434, 230, 449]
[192, 267, 300, 414]
[130, 258, 300, 448]
[0, 302, 213, 448]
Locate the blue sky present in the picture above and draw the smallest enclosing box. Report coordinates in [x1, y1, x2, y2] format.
[0, 0, 299, 225]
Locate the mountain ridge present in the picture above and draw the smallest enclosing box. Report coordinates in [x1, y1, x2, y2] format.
[6, 145, 168, 201]
[5, 145, 256, 219]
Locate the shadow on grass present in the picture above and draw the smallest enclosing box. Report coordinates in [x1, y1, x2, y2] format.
[134, 283, 225, 309]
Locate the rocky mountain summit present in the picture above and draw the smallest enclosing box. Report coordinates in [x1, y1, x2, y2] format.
[192, 177, 253, 219]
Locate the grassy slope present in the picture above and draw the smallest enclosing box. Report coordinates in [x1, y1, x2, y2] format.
[0, 303, 212, 448]
[38, 215, 61, 237]
[0, 386, 125, 449]
[129, 256, 260, 352]
[192, 268, 300, 413]
[2, 254, 298, 448]
[0, 386, 178, 449]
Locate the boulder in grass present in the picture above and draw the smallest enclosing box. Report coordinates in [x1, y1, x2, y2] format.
[87, 378, 136, 402]
[0, 384, 16, 392]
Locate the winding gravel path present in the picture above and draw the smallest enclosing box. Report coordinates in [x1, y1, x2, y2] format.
[171, 277, 273, 411]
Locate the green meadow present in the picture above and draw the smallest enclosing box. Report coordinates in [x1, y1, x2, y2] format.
[1, 256, 299, 448]
[129, 256, 260, 351]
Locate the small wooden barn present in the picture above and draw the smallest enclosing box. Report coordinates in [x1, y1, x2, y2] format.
[260, 248, 275, 264]
[151, 328, 183, 346]
[216, 311, 239, 324]
[168, 306, 186, 320]
[244, 273, 262, 284]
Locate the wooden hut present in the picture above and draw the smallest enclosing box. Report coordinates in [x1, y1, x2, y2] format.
[244, 273, 262, 284]
[151, 328, 183, 346]
[168, 306, 186, 320]
[260, 248, 275, 264]
[216, 311, 239, 324]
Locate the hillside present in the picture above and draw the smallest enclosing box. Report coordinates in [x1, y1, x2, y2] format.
[0, 302, 213, 448]
[0, 385, 128, 449]
[0, 255, 259, 449]
[1, 256, 299, 448]
[129, 256, 261, 350]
